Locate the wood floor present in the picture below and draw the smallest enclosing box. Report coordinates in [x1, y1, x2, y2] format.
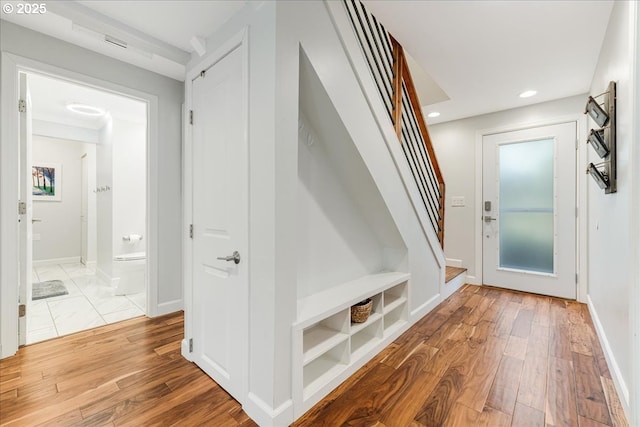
[293, 285, 629, 427]
[0, 285, 628, 427]
[0, 313, 256, 426]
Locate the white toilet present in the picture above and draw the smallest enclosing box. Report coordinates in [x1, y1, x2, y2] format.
[113, 252, 146, 295]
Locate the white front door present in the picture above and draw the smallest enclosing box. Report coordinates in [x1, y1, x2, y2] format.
[18, 73, 33, 345]
[482, 122, 576, 299]
[191, 42, 248, 400]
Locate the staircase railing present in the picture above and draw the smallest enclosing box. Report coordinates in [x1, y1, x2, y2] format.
[344, 0, 445, 248]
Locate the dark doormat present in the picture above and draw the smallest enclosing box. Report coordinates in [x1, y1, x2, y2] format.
[32, 280, 68, 300]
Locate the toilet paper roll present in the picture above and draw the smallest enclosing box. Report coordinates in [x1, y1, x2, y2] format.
[123, 234, 143, 243]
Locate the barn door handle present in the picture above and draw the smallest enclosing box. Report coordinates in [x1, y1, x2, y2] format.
[217, 251, 241, 264]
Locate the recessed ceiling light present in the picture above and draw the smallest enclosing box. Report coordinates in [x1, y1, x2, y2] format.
[519, 90, 537, 98]
[66, 103, 105, 117]
[427, 112, 440, 118]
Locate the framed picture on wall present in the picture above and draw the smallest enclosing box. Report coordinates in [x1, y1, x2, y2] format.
[32, 163, 62, 201]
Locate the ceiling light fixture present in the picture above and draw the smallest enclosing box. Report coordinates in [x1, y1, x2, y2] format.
[427, 112, 440, 118]
[519, 90, 537, 98]
[66, 103, 106, 117]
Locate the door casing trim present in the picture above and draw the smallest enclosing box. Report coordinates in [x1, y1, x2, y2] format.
[0, 53, 159, 358]
[474, 114, 587, 302]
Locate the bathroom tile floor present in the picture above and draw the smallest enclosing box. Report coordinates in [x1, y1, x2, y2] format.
[27, 262, 146, 344]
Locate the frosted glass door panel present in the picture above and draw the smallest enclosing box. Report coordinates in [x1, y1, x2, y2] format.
[482, 123, 575, 299]
[498, 139, 554, 273]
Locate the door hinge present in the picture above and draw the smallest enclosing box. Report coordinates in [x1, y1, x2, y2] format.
[576, 273, 578, 283]
[18, 99, 26, 113]
[189, 338, 193, 352]
[189, 224, 193, 239]
[189, 110, 193, 125]
[576, 138, 580, 150]
[19, 304, 26, 317]
[18, 201, 26, 215]
[576, 207, 579, 218]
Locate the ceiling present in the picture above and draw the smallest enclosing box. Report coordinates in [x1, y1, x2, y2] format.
[365, 0, 614, 124]
[1, 0, 614, 125]
[28, 73, 147, 130]
[76, 1, 247, 53]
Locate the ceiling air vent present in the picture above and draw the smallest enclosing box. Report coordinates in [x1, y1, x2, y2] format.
[104, 35, 127, 49]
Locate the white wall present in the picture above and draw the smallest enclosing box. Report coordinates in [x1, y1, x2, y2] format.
[297, 60, 407, 299]
[631, 5, 640, 426]
[1, 21, 184, 358]
[96, 117, 113, 279]
[112, 118, 146, 257]
[31, 136, 94, 262]
[85, 144, 97, 266]
[586, 0, 636, 416]
[429, 95, 585, 283]
[297, 121, 385, 298]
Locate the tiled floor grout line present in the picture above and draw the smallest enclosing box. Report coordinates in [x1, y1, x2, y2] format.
[46, 299, 60, 337]
[27, 262, 146, 344]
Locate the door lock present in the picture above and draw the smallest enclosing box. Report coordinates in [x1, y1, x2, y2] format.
[484, 215, 497, 222]
[217, 251, 241, 264]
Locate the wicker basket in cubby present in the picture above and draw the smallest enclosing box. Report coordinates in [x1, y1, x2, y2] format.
[351, 298, 373, 323]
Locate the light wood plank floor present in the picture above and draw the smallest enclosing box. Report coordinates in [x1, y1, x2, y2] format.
[0, 285, 629, 426]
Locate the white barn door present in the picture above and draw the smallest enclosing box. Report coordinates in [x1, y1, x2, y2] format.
[191, 40, 248, 400]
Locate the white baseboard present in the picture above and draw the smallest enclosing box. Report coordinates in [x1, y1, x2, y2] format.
[244, 393, 293, 427]
[410, 293, 441, 321]
[156, 299, 183, 316]
[82, 260, 97, 268]
[96, 267, 118, 286]
[181, 338, 193, 362]
[32, 256, 81, 267]
[442, 272, 466, 300]
[466, 275, 480, 285]
[446, 258, 463, 267]
[586, 295, 631, 420]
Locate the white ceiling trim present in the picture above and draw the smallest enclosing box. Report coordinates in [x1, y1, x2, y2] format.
[47, 1, 191, 64]
[1, 1, 188, 81]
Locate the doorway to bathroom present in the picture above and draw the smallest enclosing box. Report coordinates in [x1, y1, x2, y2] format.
[22, 72, 149, 345]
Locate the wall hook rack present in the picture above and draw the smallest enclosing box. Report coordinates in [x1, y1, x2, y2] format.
[94, 185, 112, 193]
[584, 81, 616, 193]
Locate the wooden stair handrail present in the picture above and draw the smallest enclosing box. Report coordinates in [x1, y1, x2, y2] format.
[390, 36, 445, 247]
[344, 0, 445, 248]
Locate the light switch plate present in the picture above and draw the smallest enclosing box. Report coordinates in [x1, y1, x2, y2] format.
[452, 196, 465, 207]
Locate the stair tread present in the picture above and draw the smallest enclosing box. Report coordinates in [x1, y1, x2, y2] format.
[445, 266, 467, 283]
